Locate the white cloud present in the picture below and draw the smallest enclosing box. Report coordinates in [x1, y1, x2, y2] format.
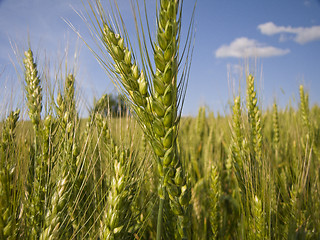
[215, 37, 290, 58]
[304, 0, 311, 6]
[227, 63, 243, 76]
[258, 22, 320, 44]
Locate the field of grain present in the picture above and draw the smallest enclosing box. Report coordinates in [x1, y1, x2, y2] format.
[1, 58, 320, 239]
[1, 0, 320, 239]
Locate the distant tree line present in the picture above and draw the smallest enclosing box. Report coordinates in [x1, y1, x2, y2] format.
[91, 93, 127, 117]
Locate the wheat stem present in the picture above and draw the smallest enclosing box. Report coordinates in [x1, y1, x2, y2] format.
[156, 198, 165, 240]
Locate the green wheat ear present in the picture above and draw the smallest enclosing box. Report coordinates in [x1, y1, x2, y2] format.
[247, 74, 262, 161]
[24, 49, 42, 132]
[230, 96, 244, 177]
[85, 0, 195, 239]
[209, 164, 220, 239]
[40, 175, 70, 240]
[100, 146, 137, 240]
[272, 102, 280, 160]
[246, 74, 262, 192]
[299, 85, 311, 131]
[248, 195, 264, 240]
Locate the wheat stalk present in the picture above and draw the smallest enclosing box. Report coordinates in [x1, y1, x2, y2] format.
[56, 73, 84, 237]
[100, 146, 137, 239]
[0, 110, 20, 239]
[84, 0, 195, 238]
[230, 96, 246, 192]
[23, 49, 51, 238]
[248, 195, 264, 239]
[299, 85, 311, 131]
[272, 102, 280, 161]
[40, 174, 70, 240]
[246, 74, 262, 194]
[209, 164, 220, 239]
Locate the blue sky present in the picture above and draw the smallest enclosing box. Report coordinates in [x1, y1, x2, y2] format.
[0, 0, 320, 117]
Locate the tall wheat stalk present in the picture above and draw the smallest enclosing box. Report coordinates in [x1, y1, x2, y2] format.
[82, 0, 195, 239]
[23, 49, 49, 239]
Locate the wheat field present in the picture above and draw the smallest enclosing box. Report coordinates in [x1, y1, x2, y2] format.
[1, 0, 320, 239]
